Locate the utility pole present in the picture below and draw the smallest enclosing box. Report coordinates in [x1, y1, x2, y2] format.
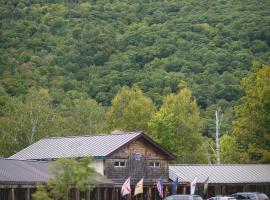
[215, 107, 222, 165]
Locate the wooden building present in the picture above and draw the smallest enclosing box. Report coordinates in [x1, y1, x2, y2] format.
[2, 132, 270, 199]
[1, 131, 176, 200]
[0, 158, 118, 200]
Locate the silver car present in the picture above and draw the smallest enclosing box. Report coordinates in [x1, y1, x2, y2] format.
[230, 192, 269, 200]
[164, 195, 204, 200]
[208, 196, 237, 200]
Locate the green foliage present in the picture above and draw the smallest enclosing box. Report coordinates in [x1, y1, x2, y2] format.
[32, 186, 52, 200]
[220, 134, 246, 164]
[33, 157, 96, 200]
[0, 87, 106, 157]
[149, 85, 206, 163]
[1, 0, 270, 138]
[49, 158, 96, 200]
[1, 0, 270, 163]
[0, 88, 63, 156]
[232, 64, 270, 163]
[106, 86, 156, 132]
[58, 95, 106, 135]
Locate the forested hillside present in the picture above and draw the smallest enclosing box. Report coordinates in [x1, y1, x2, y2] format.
[0, 0, 270, 161]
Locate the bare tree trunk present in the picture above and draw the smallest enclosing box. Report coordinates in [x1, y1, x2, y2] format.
[215, 108, 222, 165]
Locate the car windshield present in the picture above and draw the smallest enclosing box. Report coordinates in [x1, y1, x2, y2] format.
[231, 193, 269, 200]
[176, 196, 190, 200]
[194, 196, 203, 200]
[258, 194, 269, 200]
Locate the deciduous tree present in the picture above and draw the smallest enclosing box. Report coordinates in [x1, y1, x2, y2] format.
[106, 86, 156, 133]
[59, 96, 106, 135]
[33, 157, 96, 200]
[0, 88, 63, 156]
[232, 64, 270, 163]
[149, 84, 205, 163]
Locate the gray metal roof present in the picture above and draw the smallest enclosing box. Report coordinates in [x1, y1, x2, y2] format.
[9, 132, 176, 160]
[169, 164, 270, 184]
[0, 158, 116, 186]
[0, 159, 52, 184]
[9, 132, 142, 160]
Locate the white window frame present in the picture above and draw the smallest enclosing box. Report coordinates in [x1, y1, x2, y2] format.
[114, 160, 126, 168]
[149, 161, 161, 168]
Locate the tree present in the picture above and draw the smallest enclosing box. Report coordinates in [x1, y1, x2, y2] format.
[59, 97, 106, 135]
[0, 88, 63, 157]
[220, 134, 247, 163]
[32, 186, 52, 200]
[33, 157, 96, 200]
[106, 86, 156, 133]
[232, 64, 270, 163]
[149, 84, 206, 163]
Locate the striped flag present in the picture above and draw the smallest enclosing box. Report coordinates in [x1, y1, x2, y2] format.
[121, 177, 131, 196]
[156, 178, 163, 198]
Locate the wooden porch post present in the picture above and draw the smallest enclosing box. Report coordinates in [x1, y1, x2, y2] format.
[75, 189, 80, 200]
[11, 188, 15, 200]
[116, 187, 119, 200]
[112, 187, 115, 200]
[97, 187, 101, 200]
[183, 186, 186, 194]
[104, 188, 107, 200]
[86, 190, 90, 200]
[25, 188, 30, 200]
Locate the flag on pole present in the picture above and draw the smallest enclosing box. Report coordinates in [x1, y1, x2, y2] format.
[172, 177, 178, 195]
[202, 177, 209, 198]
[121, 177, 131, 196]
[156, 178, 163, 198]
[190, 177, 197, 195]
[134, 178, 144, 196]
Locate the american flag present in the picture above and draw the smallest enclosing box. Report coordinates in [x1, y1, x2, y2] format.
[121, 177, 131, 196]
[156, 178, 163, 198]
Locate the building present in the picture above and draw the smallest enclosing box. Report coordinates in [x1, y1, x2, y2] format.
[3, 131, 176, 200]
[0, 159, 51, 200]
[1, 132, 270, 199]
[169, 164, 270, 197]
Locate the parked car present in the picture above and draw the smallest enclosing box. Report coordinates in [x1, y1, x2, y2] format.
[208, 196, 237, 200]
[164, 195, 203, 200]
[230, 192, 269, 200]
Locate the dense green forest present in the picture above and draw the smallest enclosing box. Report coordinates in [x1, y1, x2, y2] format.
[0, 0, 270, 163]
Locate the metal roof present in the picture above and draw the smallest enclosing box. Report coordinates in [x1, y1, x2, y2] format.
[9, 132, 176, 160]
[9, 132, 142, 160]
[169, 164, 270, 184]
[0, 159, 52, 184]
[0, 158, 116, 186]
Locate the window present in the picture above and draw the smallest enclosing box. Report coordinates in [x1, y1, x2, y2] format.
[237, 195, 247, 200]
[149, 161, 160, 168]
[114, 161, 126, 167]
[194, 196, 203, 200]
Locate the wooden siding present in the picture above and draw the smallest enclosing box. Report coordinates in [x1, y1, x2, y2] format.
[104, 138, 169, 183]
